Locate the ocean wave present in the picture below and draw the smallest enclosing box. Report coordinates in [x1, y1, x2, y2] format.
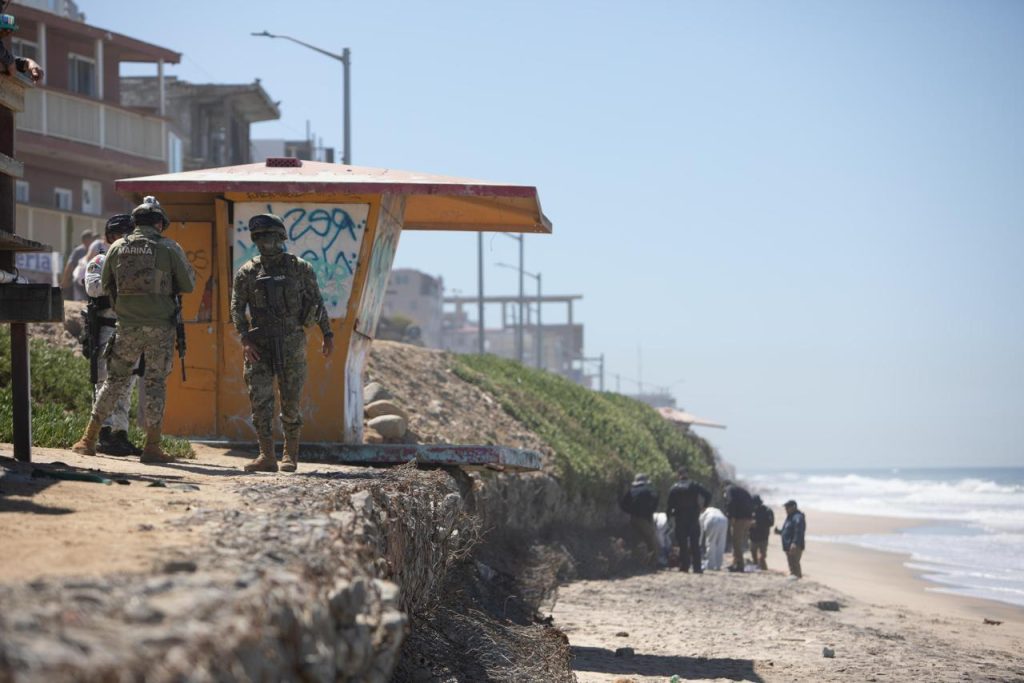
[745, 470, 1024, 532]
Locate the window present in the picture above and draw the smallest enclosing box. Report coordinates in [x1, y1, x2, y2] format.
[11, 38, 37, 62]
[81, 180, 101, 215]
[68, 54, 96, 97]
[54, 187, 72, 211]
[15, 180, 29, 203]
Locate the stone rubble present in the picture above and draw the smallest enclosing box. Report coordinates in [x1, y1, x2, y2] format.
[0, 466, 473, 682]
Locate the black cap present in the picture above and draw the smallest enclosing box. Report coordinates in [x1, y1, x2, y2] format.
[784, 499, 797, 508]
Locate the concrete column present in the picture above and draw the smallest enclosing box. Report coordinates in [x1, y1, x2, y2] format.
[158, 60, 165, 116]
[36, 22, 46, 85]
[95, 38, 103, 99]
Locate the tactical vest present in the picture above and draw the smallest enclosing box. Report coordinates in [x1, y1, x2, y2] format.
[115, 233, 173, 296]
[249, 254, 310, 331]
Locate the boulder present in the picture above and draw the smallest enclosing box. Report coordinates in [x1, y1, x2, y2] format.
[363, 382, 393, 405]
[363, 428, 384, 444]
[365, 400, 408, 421]
[368, 415, 407, 441]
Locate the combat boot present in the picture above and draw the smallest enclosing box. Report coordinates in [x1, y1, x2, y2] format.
[140, 426, 176, 464]
[71, 416, 103, 455]
[244, 436, 278, 472]
[280, 433, 300, 472]
[97, 427, 133, 456]
[115, 430, 143, 456]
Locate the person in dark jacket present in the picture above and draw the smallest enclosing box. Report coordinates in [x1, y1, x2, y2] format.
[723, 481, 755, 571]
[749, 495, 775, 570]
[778, 499, 806, 578]
[620, 473, 660, 566]
[666, 467, 711, 573]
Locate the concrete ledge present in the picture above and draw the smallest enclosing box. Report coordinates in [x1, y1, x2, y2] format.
[192, 442, 544, 472]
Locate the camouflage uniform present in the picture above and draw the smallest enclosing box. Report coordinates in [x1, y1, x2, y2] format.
[84, 250, 134, 435]
[231, 214, 332, 472]
[73, 197, 195, 462]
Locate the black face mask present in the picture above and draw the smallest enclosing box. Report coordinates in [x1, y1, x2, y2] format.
[253, 234, 286, 258]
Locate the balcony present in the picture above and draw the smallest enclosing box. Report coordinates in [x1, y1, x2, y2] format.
[16, 88, 166, 162]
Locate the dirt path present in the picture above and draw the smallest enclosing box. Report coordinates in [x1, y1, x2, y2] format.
[0, 443, 362, 580]
[552, 569, 1024, 682]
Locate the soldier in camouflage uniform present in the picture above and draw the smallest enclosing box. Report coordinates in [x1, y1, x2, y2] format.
[72, 196, 196, 463]
[83, 213, 140, 456]
[231, 213, 334, 473]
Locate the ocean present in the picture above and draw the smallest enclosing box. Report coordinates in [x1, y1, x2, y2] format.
[742, 467, 1024, 609]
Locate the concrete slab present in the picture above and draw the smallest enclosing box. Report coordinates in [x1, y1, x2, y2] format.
[301, 444, 543, 472]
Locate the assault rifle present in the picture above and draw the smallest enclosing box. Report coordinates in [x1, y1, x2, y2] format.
[174, 294, 187, 381]
[81, 297, 103, 385]
[245, 325, 286, 377]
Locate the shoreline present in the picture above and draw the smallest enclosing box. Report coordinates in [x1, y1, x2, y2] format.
[799, 508, 1024, 645]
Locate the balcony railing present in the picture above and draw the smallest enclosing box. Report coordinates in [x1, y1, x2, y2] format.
[16, 89, 166, 161]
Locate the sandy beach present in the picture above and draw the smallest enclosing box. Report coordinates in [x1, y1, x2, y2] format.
[553, 509, 1024, 682]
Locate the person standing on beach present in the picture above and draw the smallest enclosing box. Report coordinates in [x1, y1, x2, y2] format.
[779, 499, 806, 578]
[699, 505, 728, 570]
[723, 481, 755, 572]
[666, 467, 711, 573]
[619, 473, 660, 567]
[749, 495, 775, 570]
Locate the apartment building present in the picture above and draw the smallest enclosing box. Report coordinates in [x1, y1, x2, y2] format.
[11, 0, 181, 259]
[121, 77, 279, 171]
[380, 268, 445, 347]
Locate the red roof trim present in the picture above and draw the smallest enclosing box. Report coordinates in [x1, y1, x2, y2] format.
[115, 179, 539, 198]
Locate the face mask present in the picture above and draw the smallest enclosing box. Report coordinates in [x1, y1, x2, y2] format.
[254, 235, 286, 257]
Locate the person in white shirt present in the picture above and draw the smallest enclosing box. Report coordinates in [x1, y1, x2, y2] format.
[700, 506, 729, 570]
[82, 214, 139, 456]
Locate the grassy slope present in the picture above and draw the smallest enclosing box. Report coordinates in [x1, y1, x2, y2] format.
[452, 354, 718, 502]
[0, 325, 193, 457]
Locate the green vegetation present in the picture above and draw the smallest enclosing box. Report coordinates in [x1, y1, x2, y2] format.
[0, 326, 193, 457]
[452, 353, 718, 502]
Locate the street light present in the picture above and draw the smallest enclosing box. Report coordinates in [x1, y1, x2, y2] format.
[251, 30, 351, 165]
[496, 262, 542, 370]
[496, 233, 525, 363]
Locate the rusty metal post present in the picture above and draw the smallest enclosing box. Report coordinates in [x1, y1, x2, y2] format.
[10, 322, 31, 460]
[0, 102, 32, 461]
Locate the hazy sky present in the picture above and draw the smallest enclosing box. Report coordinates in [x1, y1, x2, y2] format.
[82, 0, 1023, 470]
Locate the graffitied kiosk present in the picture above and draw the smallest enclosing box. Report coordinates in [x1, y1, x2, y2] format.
[114, 159, 551, 446]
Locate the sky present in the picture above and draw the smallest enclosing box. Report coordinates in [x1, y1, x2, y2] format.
[80, 0, 1024, 471]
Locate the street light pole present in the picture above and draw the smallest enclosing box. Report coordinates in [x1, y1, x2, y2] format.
[496, 262, 542, 370]
[535, 272, 542, 369]
[252, 31, 351, 165]
[477, 232, 484, 354]
[498, 233, 525, 363]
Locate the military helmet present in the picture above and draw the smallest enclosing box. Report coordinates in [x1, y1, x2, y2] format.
[131, 196, 169, 230]
[104, 213, 133, 241]
[249, 213, 287, 240]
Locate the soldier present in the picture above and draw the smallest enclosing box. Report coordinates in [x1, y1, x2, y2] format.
[72, 196, 195, 463]
[231, 213, 334, 473]
[82, 213, 140, 456]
